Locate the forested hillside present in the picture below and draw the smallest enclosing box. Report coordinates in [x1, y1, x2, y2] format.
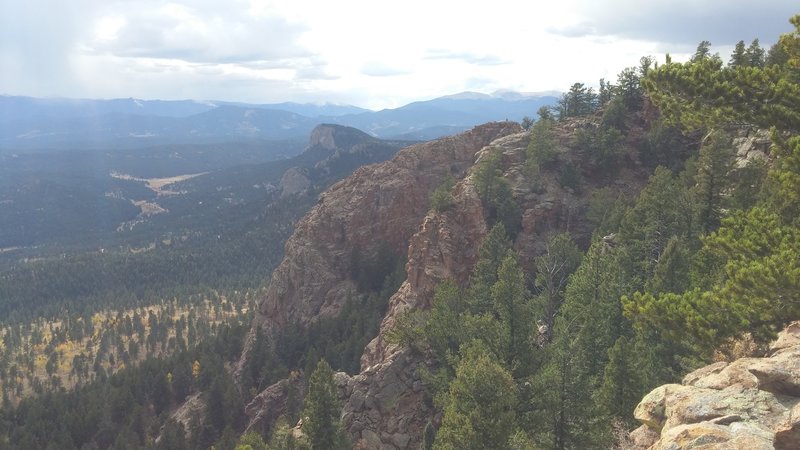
[1, 13, 798, 450]
[0, 126, 406, 448]
[398, 16, 799, 449]
[236, 14, 799, 450]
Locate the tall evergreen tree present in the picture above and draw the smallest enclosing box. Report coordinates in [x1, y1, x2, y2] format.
[691, 40, 713, 62]
[557, 83, 597, 118]
[694, 131, 734, 233]
[596, 336, 643, 424]
[745, 38, 766, 67]
[533, 233, 582, 336]
[729, 40, 747, 67]
[301, 360, 347, 450]
[616, 67, 642, 109]
[618, 167, 694, 288]
[434, 343, 517, 450]
[491, 254, 533, 369]
[527, 240, 625, 449]
[598, 78, 614, 106]
[627, 15, 800, 348]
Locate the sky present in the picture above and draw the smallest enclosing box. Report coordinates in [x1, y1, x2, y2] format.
[1, 0, 797, 109]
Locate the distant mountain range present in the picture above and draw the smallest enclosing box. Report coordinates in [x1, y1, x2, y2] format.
[0, 91, 558, 148]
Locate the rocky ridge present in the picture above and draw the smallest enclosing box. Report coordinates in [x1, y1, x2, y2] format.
[239, 117, 651, 448]
[631, 322, 800, 450]
[335, 120, 638, 448]
[240, 122, 521, 341]
[238, 122, 532, 447]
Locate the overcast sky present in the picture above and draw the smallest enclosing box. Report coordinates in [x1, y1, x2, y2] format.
[1, 1, 797, 109]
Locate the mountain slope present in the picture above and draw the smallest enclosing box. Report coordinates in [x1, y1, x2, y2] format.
[239, 122, 522, 338]
[236, 112, 662, 447]
[0, 124, 408, 320]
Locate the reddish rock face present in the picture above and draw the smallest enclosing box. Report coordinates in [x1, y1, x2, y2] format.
[238, 115, 659, 448]
[244, 373, 305, 436]
[237, 122, 521, 372]
[239, 115, 656, 449]
[253, 121, 520, 330]
[238, 117, 639, 447]
[237, 122, 522, 448]
[234, 104, 684, 448]
[360, 178, 488, 369]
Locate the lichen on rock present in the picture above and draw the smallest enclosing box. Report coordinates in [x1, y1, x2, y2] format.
[631, 322, 800, 450]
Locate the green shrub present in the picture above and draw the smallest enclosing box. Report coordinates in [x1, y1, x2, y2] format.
[430, 175, 456, 212]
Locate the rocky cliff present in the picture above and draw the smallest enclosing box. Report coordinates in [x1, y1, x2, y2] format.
[631, 323, 800, 450]
[238, 122, 533, 446]
[335, 119, 650, 448]
[240, 122, 521, 339]
[239, 118, 651, 448]
[237, 122, 521, 373]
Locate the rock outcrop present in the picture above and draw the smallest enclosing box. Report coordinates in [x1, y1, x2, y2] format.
[245, 373, 305, 436]
[240, 117, 650, 448]
[360, 175, 490, 368]
[733, 128, 772, 168]
[309, 124, 340, 150]
[240, 122, 521, 340]
[336, 352, 432, 449]
[161, 392, 204, 442]
[631, 323, 800, 450]
[238, 123, 522, 445]
[280, 167, 311, 197]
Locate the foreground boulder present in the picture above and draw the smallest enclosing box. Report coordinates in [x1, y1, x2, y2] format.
[631, 323, 800, 449]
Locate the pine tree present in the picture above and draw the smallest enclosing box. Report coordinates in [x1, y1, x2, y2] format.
[691, 40, 713, 62]
[434, 342, 517, 450]
[644, 17, 800, 133]
[626, 15, 800, 348]
[596, 336, 644, 424]
[302, 360, 347, 450]
[616, 67, 642, 109]
[527, 116, 558, 167]
[729, 40, 747, 67]
[536, 105, 554, 121]
[598, 78, 614, 106]
[694, 131, 734, 233]
[473, 153, 521, 235]
[745, 38, 766, 67]
[491, 254, 533, 369]
[645, 236, 691, 295]
[557, 83, 598, 118]
[533, 233, 582, 336]
[618, 167, 694, 288]
[467, 224, 512, 315]
[529, 240, 625, 449]
[766, 41, 789, 66]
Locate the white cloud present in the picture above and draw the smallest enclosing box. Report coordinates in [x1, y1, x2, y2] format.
[424, 50, 510, 66]
[360, 62, 412, 77]
[84, 1, 311, 63]
[1, 0, 797, 109]
[551, 0, 797, 47]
